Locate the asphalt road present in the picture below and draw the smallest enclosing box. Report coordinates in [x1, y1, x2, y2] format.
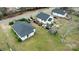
[0, 8, 54, 25]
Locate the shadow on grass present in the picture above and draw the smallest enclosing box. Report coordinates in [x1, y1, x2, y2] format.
[10, 29, 22, 42]
[72, 48, 79, 51]
[10, 28, 36, 42]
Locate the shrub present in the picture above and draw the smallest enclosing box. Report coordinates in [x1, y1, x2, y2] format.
[48, 26, 58, 35]
[30, 16, 33, 19]
[27, 18, 31, 23]
[9, 21, 14, 25]
[72, 48, 79, 51]
[18, 18, 26, 21]
[16, 18, 31, 23]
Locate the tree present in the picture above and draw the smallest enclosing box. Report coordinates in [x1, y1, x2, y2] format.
[0, 7, 8, 19]
[49, 25, 58, 35]
[19, 7, 27, 12]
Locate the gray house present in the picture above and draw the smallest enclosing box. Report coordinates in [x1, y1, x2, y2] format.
[36, 12, 54, 26]
[12, 21, 36, 41]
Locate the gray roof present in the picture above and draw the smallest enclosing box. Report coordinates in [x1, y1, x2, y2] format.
[12, 21, 34, 37]
[52, 8, 66, 15]
[36, 12, 50, 21]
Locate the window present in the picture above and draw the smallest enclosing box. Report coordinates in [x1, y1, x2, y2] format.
[48, 18, 52, 21]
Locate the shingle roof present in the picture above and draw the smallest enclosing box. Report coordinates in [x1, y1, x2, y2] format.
[36, 12, 50, 21]
[12, 21, 34, 37]
[52, 8, 66, 15]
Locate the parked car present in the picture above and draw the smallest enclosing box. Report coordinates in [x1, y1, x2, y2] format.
[33, 20, 42, 26]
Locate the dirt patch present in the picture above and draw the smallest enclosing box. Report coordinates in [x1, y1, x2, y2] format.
[0, 24, 10, 32]
[0, 24, 11, 39]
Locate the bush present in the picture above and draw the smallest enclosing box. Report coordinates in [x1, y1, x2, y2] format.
[48, 26, 58, 35]
[27, 18, 31, 23]
[75, 13, 79, 17]
[30, 16, 34, 20]
[18, 18, 27, 21]
[16, 18, 31, 23]
[9, 21, 14, 25]
[72, 48, 79, 51]
[49, 29, 58, 35]
[45, 24, 52, 30]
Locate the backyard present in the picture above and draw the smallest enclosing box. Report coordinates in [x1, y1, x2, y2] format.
[0, 22, 70, 51]
[0, 14, 79, 51]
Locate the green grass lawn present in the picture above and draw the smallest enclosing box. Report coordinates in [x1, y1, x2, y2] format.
[7, 24, 69, 51]
[0, 22, 70, 51]
[0, 27, 11, 50]
[71, 15, 79, 22]
[64, 15, 79, 50]
[0, 15, 79, 51]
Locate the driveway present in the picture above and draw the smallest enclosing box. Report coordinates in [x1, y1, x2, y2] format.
[0, 8, 54, 25]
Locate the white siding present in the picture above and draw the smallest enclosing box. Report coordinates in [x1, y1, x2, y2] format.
[47, 16, 54, 24]
[21, 35, 28, 41]
[37, 18, 42, 22]
[52, 12, 67, 18]
[33, 29, 36, 32]
[37, 18, 47, 24]
[21, 29, 36, 41]
[12, 27, 36, 41]
[28, 32, 34, 38]
[37, 16, 54, 25]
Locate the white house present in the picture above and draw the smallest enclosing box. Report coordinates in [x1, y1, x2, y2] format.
[36, 12, 54, 26]
[52, 8, 68, 18]
[12, 21, 36, 41]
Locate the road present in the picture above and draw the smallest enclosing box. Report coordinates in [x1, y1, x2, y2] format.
[0, 8, 54, 25]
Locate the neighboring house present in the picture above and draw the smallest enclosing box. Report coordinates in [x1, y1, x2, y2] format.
[51, 8, 68, 18]
[12, 21, 36, 41]
[36, 12, 54, 26]
[71, 7, 79, 16]
[71, 7, 79, 12]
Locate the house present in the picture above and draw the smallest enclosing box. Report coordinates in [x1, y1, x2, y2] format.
[51, 8, 68, 18]
[12, 21, 36, 41]
[36, 12, 54, 26]
[71, 7, 79, 12]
